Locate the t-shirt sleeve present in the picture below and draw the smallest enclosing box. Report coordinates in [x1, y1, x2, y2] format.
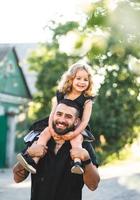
[86, 96, 96, 104]
[83, 142, 99, 167]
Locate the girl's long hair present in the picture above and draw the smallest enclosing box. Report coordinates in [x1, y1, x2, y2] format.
[57, 62, 95, 96]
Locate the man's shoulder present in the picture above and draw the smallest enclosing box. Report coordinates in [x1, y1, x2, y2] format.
[29, 117, 49, 132]
[82, 142, 99, 167]
[82, 141, 93, 148]
[24, 117, 49, 144]
[82, 141, 95, 155]
[24, 130, 40, 143]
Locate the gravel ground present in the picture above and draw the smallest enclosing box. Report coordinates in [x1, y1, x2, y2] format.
[0, 159, 140, 200]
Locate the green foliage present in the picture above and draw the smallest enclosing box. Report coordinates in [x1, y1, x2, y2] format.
[92, 63, 139, 148]
[27, 22, 80, 119]
[28, 45, 68, 118]
[87, 3, 109, 28]
[97, 145, 133, 165]
[52, 21, 79, 40]
[83, 1, 140, 161]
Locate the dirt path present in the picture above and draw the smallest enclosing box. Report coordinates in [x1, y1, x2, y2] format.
[83, 159, 140, 200]
[0, 159, 140, 200]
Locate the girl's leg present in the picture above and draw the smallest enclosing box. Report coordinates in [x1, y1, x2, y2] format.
[17, 127, 51, 174]
[70, 133, 83, 152]
[70, 134, 84, 174]
[33, 127, 51, 163]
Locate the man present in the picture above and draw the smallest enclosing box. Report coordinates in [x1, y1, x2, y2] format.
[13, 99, 100, 200]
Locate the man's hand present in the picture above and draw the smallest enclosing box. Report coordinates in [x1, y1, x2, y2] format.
[13, 162, 29, 183]
[27, 142, 48, 158]
[70, 147, 90, 161]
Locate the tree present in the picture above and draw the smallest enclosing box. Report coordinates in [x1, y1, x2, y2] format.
[84, 1, 140, 157]
[27, 1, 140, 162]
[27, 21, 80, 120]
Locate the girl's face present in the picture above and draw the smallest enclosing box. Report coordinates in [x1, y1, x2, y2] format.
[72, 69, 89, 93]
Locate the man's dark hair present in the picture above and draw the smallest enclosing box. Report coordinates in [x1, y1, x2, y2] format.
[58, 99, 80, 118]
[29, 99, 80, 133]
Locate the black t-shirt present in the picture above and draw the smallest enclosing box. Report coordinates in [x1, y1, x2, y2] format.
[30, 138, 98, 200]
[56, 91, 95, 119]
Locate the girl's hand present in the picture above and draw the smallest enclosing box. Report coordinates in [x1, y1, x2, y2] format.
[62, 131, 76, 141]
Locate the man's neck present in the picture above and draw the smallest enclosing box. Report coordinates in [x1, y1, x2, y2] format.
[54, 139, 65, 154]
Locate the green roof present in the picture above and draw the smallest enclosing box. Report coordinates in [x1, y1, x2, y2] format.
[0, 47, 32, 100]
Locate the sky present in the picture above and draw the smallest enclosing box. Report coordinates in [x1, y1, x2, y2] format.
[0, 0, 94, 43]
[0, 0, 104, 94]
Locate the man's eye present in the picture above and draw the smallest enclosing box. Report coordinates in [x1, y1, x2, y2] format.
[65, 115, 72, 119]
[56, 112, 62, 116]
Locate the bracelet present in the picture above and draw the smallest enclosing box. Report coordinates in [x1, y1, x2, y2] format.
[82, 158, 91, 167]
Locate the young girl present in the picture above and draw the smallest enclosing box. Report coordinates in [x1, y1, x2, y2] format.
[17, 62, 95, 174]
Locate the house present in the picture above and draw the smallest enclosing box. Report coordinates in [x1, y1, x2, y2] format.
[0, 47, 32, 168]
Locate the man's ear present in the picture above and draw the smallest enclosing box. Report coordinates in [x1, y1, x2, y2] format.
[74, 117, 80, 127]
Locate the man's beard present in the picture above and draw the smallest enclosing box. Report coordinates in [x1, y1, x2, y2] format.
[52, 121, 75, 135]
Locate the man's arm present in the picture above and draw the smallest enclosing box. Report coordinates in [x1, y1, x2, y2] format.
[13, 143, 48, 183]
[70, 147, 100, 191]
[83, 161, 100, 191]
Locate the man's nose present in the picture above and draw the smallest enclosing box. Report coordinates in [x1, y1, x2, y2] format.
[58, 115, 66, 123]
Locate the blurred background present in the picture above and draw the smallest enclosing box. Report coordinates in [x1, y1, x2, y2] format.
[0, 0, 140, 199]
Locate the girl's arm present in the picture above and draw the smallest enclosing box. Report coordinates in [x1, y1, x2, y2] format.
[35, 97, 59, 145]
[48, 96, 58, 128]
[48, 96, 62, 140]
[62, 100, 93, 140]
[73, 99, 93, 135]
